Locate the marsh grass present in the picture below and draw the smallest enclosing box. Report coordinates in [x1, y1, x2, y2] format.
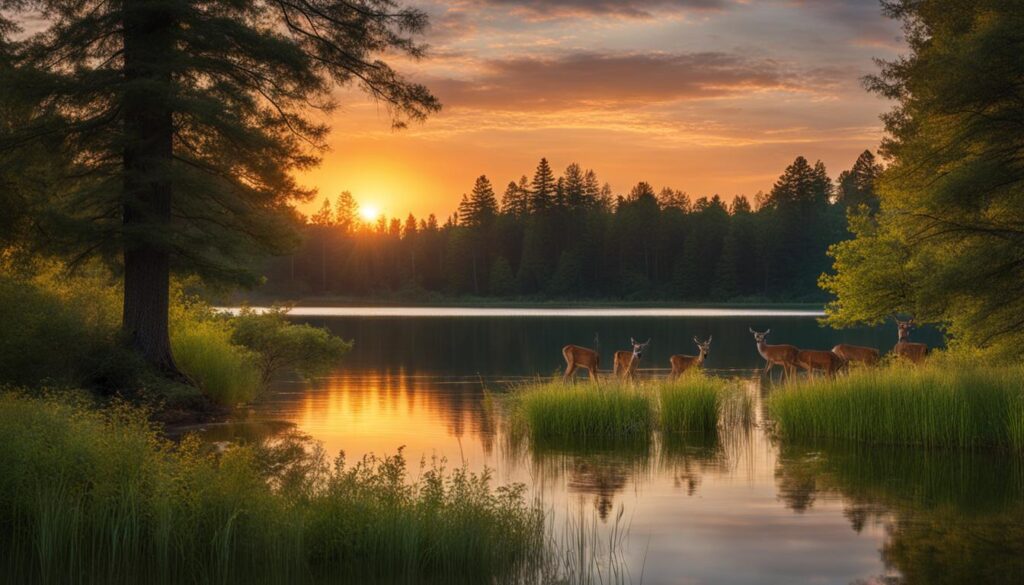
[658, 375, 734, 436]
[768, 365, 1024, 450]
[0, 391, 546, 584]
[510, 381, 656, 443]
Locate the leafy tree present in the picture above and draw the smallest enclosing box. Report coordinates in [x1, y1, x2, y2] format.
[0, 0, 439, 373]
[823, 0, 1024, 357]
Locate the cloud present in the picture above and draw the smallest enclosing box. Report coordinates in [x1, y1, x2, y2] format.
[429, 51, 846, 111]
[463, 0, 730, 20]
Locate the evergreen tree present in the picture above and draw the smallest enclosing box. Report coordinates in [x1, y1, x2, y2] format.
[311, 198, 334, 226]
[488, 256, 516, 296]
[837, 150, 883, 211]
[529, 158, 556, 213]
[335, 191, 359, 235]
[583, 170, 601, 208]
[1, 0, 439, 372]
[501, 178, 529, 218]
[563, 163, 586, 209]
[463, 175, 498, 227]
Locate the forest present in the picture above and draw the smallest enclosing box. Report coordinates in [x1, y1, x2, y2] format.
[268, 151, 882, 301]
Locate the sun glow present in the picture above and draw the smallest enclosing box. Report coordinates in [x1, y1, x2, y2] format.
[359, 204, 381, 221]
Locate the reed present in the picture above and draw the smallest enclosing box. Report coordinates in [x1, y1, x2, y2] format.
[768, 365, 1024, 450]
[0, 391, 546, 584]
[171, 319, 262, 405]
[510, 381, 656, 442]
[658, 374, 732, 436]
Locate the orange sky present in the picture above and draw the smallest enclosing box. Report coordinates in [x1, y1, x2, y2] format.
[298, 0, 905, 221]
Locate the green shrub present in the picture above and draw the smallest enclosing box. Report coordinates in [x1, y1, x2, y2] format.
[171, 319, 261, 405]
[511, 381, 655, 442]
[230, 306, 352, 384]
[768, 365, 1024, 450]
[0, 391, 546, 584]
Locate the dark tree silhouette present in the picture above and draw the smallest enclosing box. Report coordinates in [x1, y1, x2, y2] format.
[0, 0, 439, 373]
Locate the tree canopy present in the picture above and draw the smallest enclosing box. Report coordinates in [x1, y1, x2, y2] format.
[821, 0, 1024, 358]
[0, 0, 439, 370]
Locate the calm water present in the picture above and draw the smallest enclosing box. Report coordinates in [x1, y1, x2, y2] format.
[201, 308, 1022, 585]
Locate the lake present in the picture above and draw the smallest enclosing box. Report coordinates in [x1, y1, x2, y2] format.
[199, 308, 1021, 585]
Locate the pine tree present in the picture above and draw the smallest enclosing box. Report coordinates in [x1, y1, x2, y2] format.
[335, 191, 359, 235]
[464, 175, 498, 227]
[1, 0, 439, 372]
[501, 179, 529, 218]
[583, 170, 601, 208]
[311, 198, 334, 226]
[488, 256, 516, 296]
[529, 158, 556, 213]
[837, 150, 883, 210]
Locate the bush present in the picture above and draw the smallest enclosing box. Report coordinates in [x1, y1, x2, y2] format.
[171, 319, 261, 405]
[230, 306, 352, 384]
[0, 391, 546, 583]
[768, 364, 1024, 450]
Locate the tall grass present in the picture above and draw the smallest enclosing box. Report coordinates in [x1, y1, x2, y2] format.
[0, 391, 546, 584]
[511, 381, 656, 443]
[768, 365, 1024, 450]
[659, 375, 731, 436]
[171, 319, 261, 405]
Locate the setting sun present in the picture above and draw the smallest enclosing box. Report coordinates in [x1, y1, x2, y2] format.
[359, 204, 381, 221]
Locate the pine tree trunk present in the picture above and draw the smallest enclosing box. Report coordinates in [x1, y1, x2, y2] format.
[121, 1, 179, 374]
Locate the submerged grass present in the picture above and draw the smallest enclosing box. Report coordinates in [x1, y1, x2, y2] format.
[768, 365, 1024, 450]
[0, 391, 546, 584]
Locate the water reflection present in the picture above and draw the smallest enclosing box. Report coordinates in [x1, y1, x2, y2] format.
[775, 445, 1024, 585]
[186, 363, 1021, 585]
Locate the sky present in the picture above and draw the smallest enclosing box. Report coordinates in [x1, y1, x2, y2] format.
[299, 1, 905, 220]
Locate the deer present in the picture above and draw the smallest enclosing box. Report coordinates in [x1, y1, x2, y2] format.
[893, 319, 928, 363]
[614, 338, 650, 381]
[562, 344, 600, 382]
[669, 336, 711, 379]
[831, 344, 880, 371]
[795, 349, 846, 378]
[749, 328, 799, 380]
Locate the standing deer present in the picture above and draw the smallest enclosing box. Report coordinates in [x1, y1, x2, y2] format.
[669, 336, 711, 379]
[795, 349, 846, 378]
[893, 319, 928, 363]
[749, 328, 799, 380]
[831, 344, 880, 370]
[614, 338, 650, 381]
[562, 344, 600, 382]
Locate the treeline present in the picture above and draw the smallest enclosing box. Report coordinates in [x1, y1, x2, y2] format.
[264, 152, 882, 301]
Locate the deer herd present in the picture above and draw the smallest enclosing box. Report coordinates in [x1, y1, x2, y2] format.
[562, 319, 928, 382]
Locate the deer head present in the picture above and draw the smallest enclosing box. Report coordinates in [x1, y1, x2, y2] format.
[629, 337, 651, 359]
[694, 336, 712, 358]
[749, 328, 770, 344]
[896, 319, 915, 342]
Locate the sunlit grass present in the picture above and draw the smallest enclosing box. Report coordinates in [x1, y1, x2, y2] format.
[0, 391, 547, 584]
[510, 376, 750, 444]
[171, 319, 262, 405]
[511, 381, 656, 442]
[768, 364, 1024, 450]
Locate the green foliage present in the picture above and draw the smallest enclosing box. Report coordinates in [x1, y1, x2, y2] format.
[0, 392, 545, 583]
[511, 381, 656, 442]
[823, 1, 1024, 358]
[230, 307, 352, 385]
[768, 364, 1024, 450]
[171, 319, 261, 406]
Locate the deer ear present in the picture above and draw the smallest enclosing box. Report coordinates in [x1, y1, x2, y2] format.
[707, 335, 712, 343]
[748, 327, 755, 334]
[630, 337, 636, 345]
[765, 329, 771, 335]
[693, 336, 700, 344]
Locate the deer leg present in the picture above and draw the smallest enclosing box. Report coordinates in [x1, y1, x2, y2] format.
[563, 363, 575, 381]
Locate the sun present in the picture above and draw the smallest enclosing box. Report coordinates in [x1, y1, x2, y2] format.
[359, 204, 381, 221]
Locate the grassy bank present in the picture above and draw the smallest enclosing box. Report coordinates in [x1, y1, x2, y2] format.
[0, 391, 545, 584]
[509, 375, 744, 443]
[768, 365, 1024, 450]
